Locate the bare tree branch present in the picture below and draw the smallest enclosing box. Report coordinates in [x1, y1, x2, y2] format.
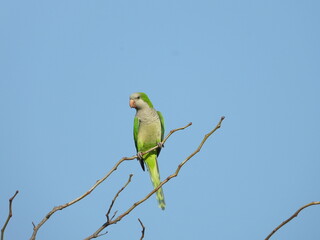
[265, 201, 320, 240]
[85, 116, 225, 239]
[30, 122, 192, 240]
[1, 190, 19, 240]
[138, 218, 145, 240]
[106, 174, 133, 222]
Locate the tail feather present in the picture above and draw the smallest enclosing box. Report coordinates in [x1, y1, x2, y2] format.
[144, 153, 166, 210]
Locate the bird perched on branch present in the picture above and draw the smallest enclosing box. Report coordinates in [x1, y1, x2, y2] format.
[129, 92, 166, 210]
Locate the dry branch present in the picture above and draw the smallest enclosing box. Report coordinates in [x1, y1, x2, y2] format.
[84, 116, 225, 239]
[106, 174, 133, 222]
[1, 190, 19, 240]
[30, 122, 192, 240]
[265, 201, 320, 240]
[138, 218, 145, 240]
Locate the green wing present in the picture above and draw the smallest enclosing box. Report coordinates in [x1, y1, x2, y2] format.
[133, 116, 139, 152]
[157, 111, 165, 156]
[133, 116, 145, 171]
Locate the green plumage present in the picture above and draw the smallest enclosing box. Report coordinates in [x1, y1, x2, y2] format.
[130, 92, 166, 210]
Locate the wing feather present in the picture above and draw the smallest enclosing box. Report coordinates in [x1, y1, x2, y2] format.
[133, 116, 145, 171]
[157, 111, 165, 156]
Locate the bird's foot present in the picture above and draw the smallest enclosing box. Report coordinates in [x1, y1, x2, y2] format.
[157, 142, 164, 149]
[137, 152, 143, 160]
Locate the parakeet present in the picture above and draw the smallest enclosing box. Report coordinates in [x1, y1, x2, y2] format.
[129, 92, 166, 210]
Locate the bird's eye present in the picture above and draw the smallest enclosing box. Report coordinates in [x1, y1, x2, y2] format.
[137, 96, 140, 99]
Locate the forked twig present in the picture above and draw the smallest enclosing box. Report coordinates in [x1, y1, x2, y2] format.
[106, 174, 133, 222]
[1, 190, 19, 240]
[138, 218, 145, 240]
[265, 201, 320, 240]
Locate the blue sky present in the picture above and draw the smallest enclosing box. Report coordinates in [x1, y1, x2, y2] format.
[1, 0, 320, 239]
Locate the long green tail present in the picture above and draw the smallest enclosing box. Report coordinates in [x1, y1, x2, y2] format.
[144, 153, 166, 210]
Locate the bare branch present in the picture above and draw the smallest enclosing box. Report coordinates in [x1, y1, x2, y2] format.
[1, 190, 19, 240]
[85, 116, 225, 238]
[138, 218, 145, 240]
[83, 174, 136, 240]
[265, 201, 320, 240]
[106, 174, 133, 222]
[30, 122, 192, 240]
[110, 210, 118, 221]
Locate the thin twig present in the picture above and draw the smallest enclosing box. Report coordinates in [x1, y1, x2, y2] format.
[1, 190, 19, 240]
[85, 116, 225, 239]
[138, 218, 145, 240]
[106, 174, 133, 222]
[265, 201, 320, 240]
[30, 122, 192, 240]
[110, 211, 118, 221]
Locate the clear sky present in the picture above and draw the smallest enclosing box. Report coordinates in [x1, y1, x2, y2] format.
[1, 0, 320, 239]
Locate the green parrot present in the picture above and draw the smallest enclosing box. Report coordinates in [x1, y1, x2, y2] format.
[129, 92, 166, 210]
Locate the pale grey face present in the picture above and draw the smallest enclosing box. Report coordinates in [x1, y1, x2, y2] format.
[129, 93, 149, 110]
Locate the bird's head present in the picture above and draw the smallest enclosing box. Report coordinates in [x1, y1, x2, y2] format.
[129, 92, 154, 110]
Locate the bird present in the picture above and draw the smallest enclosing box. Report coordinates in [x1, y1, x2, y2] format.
[129, 92, 166, 210]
